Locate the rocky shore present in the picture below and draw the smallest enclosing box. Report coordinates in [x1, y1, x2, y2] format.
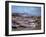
[12, 15, 41, 31]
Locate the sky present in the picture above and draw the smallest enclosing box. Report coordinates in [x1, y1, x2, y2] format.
[12, 5, 41, 16]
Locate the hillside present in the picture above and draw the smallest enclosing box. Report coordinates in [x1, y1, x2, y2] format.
[12, 13, 41, 31]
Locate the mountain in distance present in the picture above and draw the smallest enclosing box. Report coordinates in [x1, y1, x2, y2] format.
[12, 12, 41, 17]
[12, 12, 33, 16]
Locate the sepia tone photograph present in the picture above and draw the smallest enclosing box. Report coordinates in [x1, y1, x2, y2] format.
[12, 6, 41, 31]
